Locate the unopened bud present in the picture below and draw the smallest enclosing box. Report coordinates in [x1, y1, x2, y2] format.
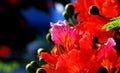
[30, 61, 39, 68]
[64, 3, 74, 17]
[62, 11, 69, 20]
[89, 5, 99, 15]
[97, 67, 108, 73]
[37, 48, 47, 54]
[36, 68, 46, 73]
[46, 33, 53, 44]
[26, 63, 35, 73]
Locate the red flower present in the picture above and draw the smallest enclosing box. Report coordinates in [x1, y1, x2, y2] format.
[75, 24, 93, 49]
[95, 38, 120, 72]
[0, 45, 11, 58]
[38, 38, 120, 73]
[73, 0, 119, 19]
[50, 20, 77, 51]
[50, 20, 95, 51]
[34, 0, 120, 73]
[81, 16, 114, 43]
[99, 0, 119, 18]
[73, 0, 116, 43]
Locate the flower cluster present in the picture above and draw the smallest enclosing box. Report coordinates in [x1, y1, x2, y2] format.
[26, 0, 120, 73]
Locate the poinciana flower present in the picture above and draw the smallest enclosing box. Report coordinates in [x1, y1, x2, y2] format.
[50, 20, 77, 51]
[75, 24, 93, 49]
[26, 0, 120, 73]
[80, 17, 114, 43]
[73, 0, 119, 19]
[72, 0, 116, 43]
[37, 38, 120, 73]
[50, 20, 94, 50]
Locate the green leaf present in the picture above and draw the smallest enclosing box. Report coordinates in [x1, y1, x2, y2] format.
[102, 16, 120, 31]
[110, 16, 120, 21]
[0, 61, 3, 71]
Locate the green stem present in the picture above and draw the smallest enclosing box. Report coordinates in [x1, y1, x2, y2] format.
[70, 16, 75, 25]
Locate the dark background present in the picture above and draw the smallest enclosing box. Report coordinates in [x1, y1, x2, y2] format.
[0, 0, 75, 73]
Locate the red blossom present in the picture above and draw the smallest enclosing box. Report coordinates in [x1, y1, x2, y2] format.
[50, 20, 77, 51]
[72, 0, 116, 43]
[78, 31, 93, 49]
[35, 0, 120, 73]
[0, 45, 11, 58]
[38, 38, 120, 73]
[73, 0, 119, 19]
[95, 38, 116, 61]
[38, 52, 57, 64]
[95, 38, 120, 72]
[100, 0, 119, 18]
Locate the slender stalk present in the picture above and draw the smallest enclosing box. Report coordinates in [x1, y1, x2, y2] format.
[70, 16, 75, 25]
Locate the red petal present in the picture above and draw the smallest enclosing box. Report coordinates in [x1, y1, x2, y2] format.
[38, 52, 57, 64]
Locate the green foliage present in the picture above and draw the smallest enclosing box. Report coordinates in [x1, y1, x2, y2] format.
[0, 61, 19, 73]
[110, 16, 120, 21]
[102, 16, 120, 31]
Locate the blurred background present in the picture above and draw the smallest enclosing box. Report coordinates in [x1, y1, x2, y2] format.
[0, 0, 75, 73]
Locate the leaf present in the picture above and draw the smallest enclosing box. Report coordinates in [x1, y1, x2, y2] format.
[102, 16, 120, 31]
[110, 16, 120, 21]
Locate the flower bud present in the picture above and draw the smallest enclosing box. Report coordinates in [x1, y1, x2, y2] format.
[39, 58, 44, 62]
[39, 58, 46, 64]
[62, 11, 69, 20]
[30, 61, 39, 68]
[89, 5, 99, 15]
[36, 68, 46, 73]
[46, 33, 53, 44]
[37, 48, 47, 54]
[26, 63, 36, 73]
[64, 3, 74, 17]
[97, 67, 108, 73]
